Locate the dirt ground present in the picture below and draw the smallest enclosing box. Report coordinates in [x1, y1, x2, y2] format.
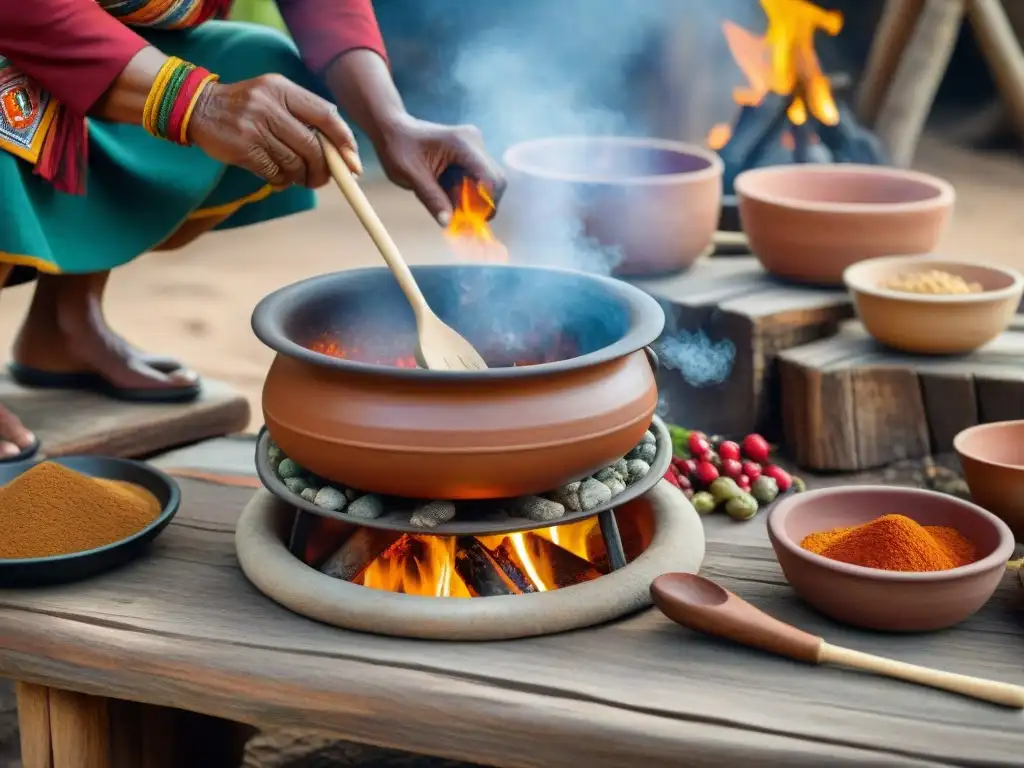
[0, 134, 1019, 433]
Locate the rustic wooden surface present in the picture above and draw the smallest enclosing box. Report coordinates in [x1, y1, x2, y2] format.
[631, 257, 853, 440]
[779, 317, 1024, 471]
[0, 377, 251, 459]
[0, 473, 1021, 767]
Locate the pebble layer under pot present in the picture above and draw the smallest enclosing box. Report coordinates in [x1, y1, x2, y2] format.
[238, 417, 706, 640]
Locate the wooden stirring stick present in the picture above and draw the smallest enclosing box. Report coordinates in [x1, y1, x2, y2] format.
[316, 134, 488, 372]
[651, 573, 1024, 708]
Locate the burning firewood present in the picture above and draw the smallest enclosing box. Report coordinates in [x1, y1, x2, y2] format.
[487, 539, 538, 593]
[454, 537, 520, 597]
[320, 528, 403, 582]
[521, 533, 602, 588]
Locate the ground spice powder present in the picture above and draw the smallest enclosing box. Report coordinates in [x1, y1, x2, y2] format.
[0, 462, 160, 559]
[801, 514, 977, 572]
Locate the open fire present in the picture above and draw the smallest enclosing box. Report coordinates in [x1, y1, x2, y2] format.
[297, 510, 654, 598]
[444, 178, 509, 263]
[708, 0, 843, 152]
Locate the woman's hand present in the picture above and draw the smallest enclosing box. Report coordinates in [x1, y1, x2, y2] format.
[374, 115, 506, 226]
[188, 74, 361, 188]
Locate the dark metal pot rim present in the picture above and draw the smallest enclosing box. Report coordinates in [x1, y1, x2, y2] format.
[251, 263, 666, 380]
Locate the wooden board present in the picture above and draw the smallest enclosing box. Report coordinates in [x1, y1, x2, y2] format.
[0, 474, 1020, 768]
[631, 257, 854, 439]
[778, 318, 1024, 471]
[0, 377, 251, 459]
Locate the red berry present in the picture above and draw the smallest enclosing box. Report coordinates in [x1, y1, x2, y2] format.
[741, 433, 770, 464]
[763, 464, 793, 492]
[683, 488, 695, 500]
[682, 458, 698, 476]
[721, 458, 743, 479]
[677, 474, 693, 491]
[663, 469, 681, 488]
[738, 474, 751, 488]
[688, 431, 710, 458]
[693, 460, 719, 486]
[718, 440, 741, 461]
[671, 457, 688, 472]
[742, 461, 762, 481]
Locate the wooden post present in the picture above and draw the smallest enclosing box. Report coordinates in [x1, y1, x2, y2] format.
[16, 682, 53, 768]
[48, 689, 111, 768]
[874, 0, 965, 167]
[967, 0, 1024, 141]
[856, 0, 926, 125]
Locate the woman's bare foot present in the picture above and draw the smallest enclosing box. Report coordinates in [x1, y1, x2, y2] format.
[0, 403, 35, 459]
[12, 272, 199, 392]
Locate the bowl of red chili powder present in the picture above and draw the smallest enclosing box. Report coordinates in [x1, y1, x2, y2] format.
[767, 486, 1014, 631]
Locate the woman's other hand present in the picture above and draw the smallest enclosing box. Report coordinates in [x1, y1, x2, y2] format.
[188, 74, 361, 188]
[374, 116, 506, 226]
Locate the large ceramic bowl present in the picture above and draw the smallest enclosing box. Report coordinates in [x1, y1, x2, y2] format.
[955, 421, 1024, 540]
[768, 486, 1014, 631]
[844, 256, 1023, 354]
[496, 136, 723, 277]
[252, 264, 665, 499]
[736, 164, 955, 285]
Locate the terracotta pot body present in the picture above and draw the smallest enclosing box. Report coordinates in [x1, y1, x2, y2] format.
[844, 257, 1024, 354]
[736, 164, 955, 286]
[955, 421, 1024, 540]
[768, 486, 1014, 632]
[253, 265, 665, 499]
[496, 137, 723, 277]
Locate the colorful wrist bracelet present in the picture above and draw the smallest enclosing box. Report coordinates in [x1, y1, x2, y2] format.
[143, 57, 218, 146]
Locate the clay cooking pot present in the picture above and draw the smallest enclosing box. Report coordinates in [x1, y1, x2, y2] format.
[496, 136, 723, 277]
[252, 265, 665, 499]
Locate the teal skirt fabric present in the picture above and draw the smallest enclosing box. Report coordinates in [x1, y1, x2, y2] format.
[0, 21, 316, 275]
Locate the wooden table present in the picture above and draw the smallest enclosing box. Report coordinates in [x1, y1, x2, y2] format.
[1, 453, 1022, 767]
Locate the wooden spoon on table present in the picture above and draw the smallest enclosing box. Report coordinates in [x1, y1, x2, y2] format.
[317, 134, 488, 372]
[651, 573, 1024, 708]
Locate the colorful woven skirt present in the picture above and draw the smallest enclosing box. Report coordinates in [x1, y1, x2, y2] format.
[0, 21, 316, 275]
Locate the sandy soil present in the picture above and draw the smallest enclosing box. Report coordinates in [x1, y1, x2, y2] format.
[0, 134, 1020, 432]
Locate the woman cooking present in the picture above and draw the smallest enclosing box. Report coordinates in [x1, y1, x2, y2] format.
[0, 0, 505, 460]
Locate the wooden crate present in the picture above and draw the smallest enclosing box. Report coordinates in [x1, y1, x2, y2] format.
[778, 318, 1024, 471]
[630, 257, 853, 438]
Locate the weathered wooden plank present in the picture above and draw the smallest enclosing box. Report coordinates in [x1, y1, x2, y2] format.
[0, 378, 250, 459]
[0, 479, 1019, 767]
[632, 257, 852, 438]
[779, 320, 1024, 470]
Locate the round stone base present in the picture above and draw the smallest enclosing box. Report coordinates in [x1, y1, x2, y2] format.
[235, 480, 705, 640]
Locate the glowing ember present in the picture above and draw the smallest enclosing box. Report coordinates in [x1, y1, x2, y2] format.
[358, 515, 602, 597]
[445, 178, 509, 263]
[707, 0, 843, 150]
[308, 337, 418, 368]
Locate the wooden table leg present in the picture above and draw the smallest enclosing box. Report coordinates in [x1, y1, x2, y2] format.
[16, 682, 53, 768]
[48, 689, 111, 768]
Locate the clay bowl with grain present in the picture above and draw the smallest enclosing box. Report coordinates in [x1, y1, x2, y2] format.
[844, 256, 1024, 354]
[735, 164, 954, 285]
[955, 420, 1024, 541]
[767, 486, 1014, 632]
[496, 136, 723, 277]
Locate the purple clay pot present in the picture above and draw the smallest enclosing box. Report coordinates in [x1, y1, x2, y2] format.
[496, 136, 723, 277]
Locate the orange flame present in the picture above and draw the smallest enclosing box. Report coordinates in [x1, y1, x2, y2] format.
[360, 516, 600, 596]
[445, 179, 509, 263]
[707, 0, 843, 149]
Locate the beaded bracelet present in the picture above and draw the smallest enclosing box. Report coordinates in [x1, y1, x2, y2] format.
[143, 57, 219, 146]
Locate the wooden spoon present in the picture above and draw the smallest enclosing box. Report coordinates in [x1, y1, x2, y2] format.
[317, 134, 488, 372]
[651, 573, 1024, 708]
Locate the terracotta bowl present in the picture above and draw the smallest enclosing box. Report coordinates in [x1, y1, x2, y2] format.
[252, 264, 665, 499]
[735, 164, 955, 285]
[955, 421, 1024, 540]
[496, 136, 723, 277]
[844, 256, 1024, 355]
[767, 486, 1014, 631]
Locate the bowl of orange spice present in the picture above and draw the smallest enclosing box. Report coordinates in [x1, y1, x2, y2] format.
[767, 486, 1014, 631]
